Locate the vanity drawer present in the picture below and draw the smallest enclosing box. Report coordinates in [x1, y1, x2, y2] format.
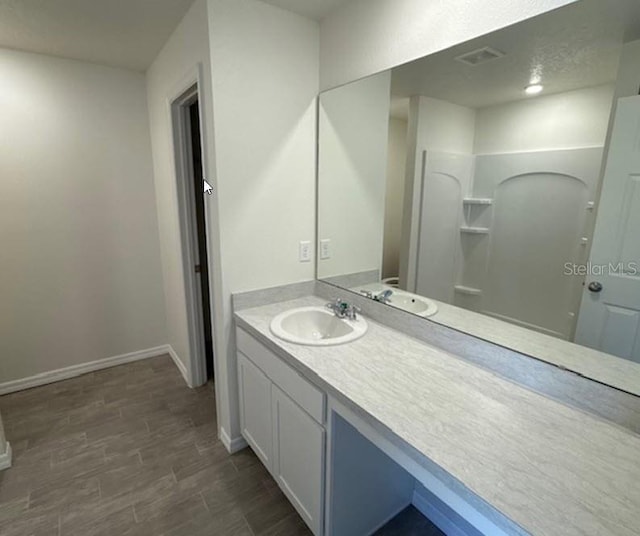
[236, 327, 325, 424]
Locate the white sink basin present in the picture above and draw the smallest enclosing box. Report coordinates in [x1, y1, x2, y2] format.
[270, 306, 368, 346]
[354, 284, 438, 318]
[388, 292, 438, 317]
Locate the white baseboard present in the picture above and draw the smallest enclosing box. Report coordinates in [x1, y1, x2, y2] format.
[413, 485, 480, 536]
[220, 427, 248, 454]
[0, 443, 12, 471]
[0, 345, 172, 395]
[167, 345, 192, 387]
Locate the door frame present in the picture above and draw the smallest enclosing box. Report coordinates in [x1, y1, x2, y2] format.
[169, 64, 212, 388]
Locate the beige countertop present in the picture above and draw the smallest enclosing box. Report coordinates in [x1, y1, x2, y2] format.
[235, 295, 640, 536]
[353, 282, 640, 397]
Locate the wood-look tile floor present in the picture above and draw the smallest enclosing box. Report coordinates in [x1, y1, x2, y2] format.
[0, 355, 310, 536]
[0, 356, 442, 536]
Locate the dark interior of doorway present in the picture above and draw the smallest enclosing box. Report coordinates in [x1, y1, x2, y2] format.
[189, 100, 214, 379]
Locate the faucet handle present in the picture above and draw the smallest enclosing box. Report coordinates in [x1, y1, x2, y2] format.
[326, 298, 346, 315]
[346, 304, 361, 321]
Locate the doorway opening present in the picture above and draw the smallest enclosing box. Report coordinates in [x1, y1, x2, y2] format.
[172, 84, 215, 384]
[188, 100, 214, 379]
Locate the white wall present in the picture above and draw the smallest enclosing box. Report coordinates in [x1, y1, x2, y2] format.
[146, 0, 219, 387]
[474, 84, 615, 154]
[595, 40, 640, 209]
[0, 48, 166, 384]
[319, 0, 577, 90]
[208, 0, 318, 293]
[318, 71, 391, 279]
[383, 118, 407, 278]
[613, 40, 640, 100]
[207, 0, 319, 443]
[412, 97, 476, 154]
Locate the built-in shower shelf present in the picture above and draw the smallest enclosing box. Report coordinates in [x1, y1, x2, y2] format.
[460, 226, 490, 234]
[463, 198, 493, 205]
[454, 285, 483, 296]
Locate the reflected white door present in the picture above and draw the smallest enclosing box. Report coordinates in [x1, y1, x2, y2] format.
[575, 96, 640, 363]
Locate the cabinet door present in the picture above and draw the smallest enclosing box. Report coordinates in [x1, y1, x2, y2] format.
[238, 353, 273, 470]
[272, 385, 325, 535]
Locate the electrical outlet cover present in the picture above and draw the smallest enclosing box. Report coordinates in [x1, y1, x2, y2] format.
[320, 239, 331, 260]
[299, 240, 312, 262]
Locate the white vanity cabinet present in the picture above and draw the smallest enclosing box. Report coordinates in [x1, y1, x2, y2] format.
[272, 385, 325, 532]
[236, 328, 326, 536]
[237, 353, 274, 467]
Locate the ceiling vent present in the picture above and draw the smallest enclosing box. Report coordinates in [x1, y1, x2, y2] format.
[455, 47, 505, 66]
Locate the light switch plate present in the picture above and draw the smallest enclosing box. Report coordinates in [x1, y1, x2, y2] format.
[299, 241, 312, 262]
[320, 239, 331, 260]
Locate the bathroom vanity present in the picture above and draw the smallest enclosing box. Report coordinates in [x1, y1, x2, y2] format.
[236, 327, 326, 534]
[229, 3, 640, 534]
[234, 294, 640, 536]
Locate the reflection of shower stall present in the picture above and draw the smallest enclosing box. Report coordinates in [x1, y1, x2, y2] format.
[410, 147, 603, 340]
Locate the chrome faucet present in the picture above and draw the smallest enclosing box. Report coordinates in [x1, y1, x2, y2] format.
[326, 298, 361, 320]
[375, 289, 393, 304]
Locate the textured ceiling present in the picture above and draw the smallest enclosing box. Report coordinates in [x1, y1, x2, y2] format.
[390, 0, 640, 109]
[259, 0, 351, 21]
[0, 0, 195, 71]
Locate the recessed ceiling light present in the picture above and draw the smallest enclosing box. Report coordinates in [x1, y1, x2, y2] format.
[525, 84, 544, 95]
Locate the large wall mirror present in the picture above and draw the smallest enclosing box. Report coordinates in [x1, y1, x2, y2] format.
[317, 0, 640, 396]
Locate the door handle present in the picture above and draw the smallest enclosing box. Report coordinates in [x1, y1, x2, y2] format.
[588, 281, 603, 293]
